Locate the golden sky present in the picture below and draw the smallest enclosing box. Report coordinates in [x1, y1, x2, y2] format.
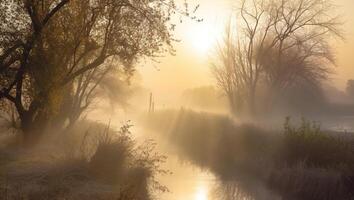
[138, 0, 354, 106]
[334, 0, 354, 88]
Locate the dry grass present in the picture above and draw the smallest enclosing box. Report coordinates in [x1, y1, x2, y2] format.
[144, 109, 354, 200]
[0, 120, 168, 200]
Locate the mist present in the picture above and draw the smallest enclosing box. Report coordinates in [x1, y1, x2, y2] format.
[1, 0, 354, 200]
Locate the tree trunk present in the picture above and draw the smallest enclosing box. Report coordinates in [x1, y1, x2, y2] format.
[228, 93, 239, 116]
[20, 110, 49, 147]
[248, 85, 257, 117]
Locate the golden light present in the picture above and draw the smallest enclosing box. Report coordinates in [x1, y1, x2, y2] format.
[195, 185, 208, 200]
[186, 22, 220, 55]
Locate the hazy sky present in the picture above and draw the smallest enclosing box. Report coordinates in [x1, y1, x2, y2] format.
[334, 0, 354, 87]
[138, 0, 354, 106]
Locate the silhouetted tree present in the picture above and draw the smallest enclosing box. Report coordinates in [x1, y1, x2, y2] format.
[212, 0, 342, 116]
[346, 80, 354, 98]
[0, 0, 199, 145]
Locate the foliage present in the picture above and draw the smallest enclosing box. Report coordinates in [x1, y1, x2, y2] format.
[0, 0, 200, 144]
[282, 117, 354, 168]
[0, 121, 169, 199]
[144, 109, 354, 199]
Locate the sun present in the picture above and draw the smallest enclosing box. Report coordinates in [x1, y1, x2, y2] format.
[195, 185, 208, 200]
[187, 22, 219, 55]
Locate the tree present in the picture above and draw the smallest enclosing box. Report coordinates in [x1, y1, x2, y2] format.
[212, 0, 342, 116]
[0, 0, 198, 145]
[212, 22, 259, 115]
[346, 80, 354, 98]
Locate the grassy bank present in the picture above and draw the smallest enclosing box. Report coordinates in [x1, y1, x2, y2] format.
[0, 121, 167, 200]
[143, 109, 354, 200]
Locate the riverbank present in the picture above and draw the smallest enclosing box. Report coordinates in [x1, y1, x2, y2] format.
[142, 109, 354, 200]
[0, 121, 167, 200]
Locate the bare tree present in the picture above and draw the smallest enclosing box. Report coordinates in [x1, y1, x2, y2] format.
[212, 0, 342, 116]
[212, 24, 248, 114]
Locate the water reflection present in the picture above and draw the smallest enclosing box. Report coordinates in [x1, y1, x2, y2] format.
[133, 126, 216, 200]
[158, 155, 215, 200]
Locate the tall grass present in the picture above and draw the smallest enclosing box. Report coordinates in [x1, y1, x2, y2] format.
[281, 117, 354, 168]
[0, 120, 168, 200]
[144, 109, 354, 200]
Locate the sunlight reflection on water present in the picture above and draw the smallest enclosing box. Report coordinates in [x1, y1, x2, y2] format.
[132, 126, 217, 200]
[158, 156, 215, 200]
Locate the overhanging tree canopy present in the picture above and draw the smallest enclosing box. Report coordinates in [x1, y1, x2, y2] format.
[0, 0, 197, 143]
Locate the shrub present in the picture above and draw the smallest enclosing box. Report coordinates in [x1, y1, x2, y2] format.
[0, 120, 169, 200]
[281, 117, 354, 168]
[86, 122, 169, 198]
[145, 110, 354, 199]
[89, 123, 134, 184]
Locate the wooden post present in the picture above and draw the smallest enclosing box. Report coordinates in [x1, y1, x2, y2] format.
[149, 92, 152, 113]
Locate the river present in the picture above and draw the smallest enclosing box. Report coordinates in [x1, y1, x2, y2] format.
[133, 126, 219, 200]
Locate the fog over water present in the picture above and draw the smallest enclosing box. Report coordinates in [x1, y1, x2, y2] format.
[2, 0, 354, 199]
